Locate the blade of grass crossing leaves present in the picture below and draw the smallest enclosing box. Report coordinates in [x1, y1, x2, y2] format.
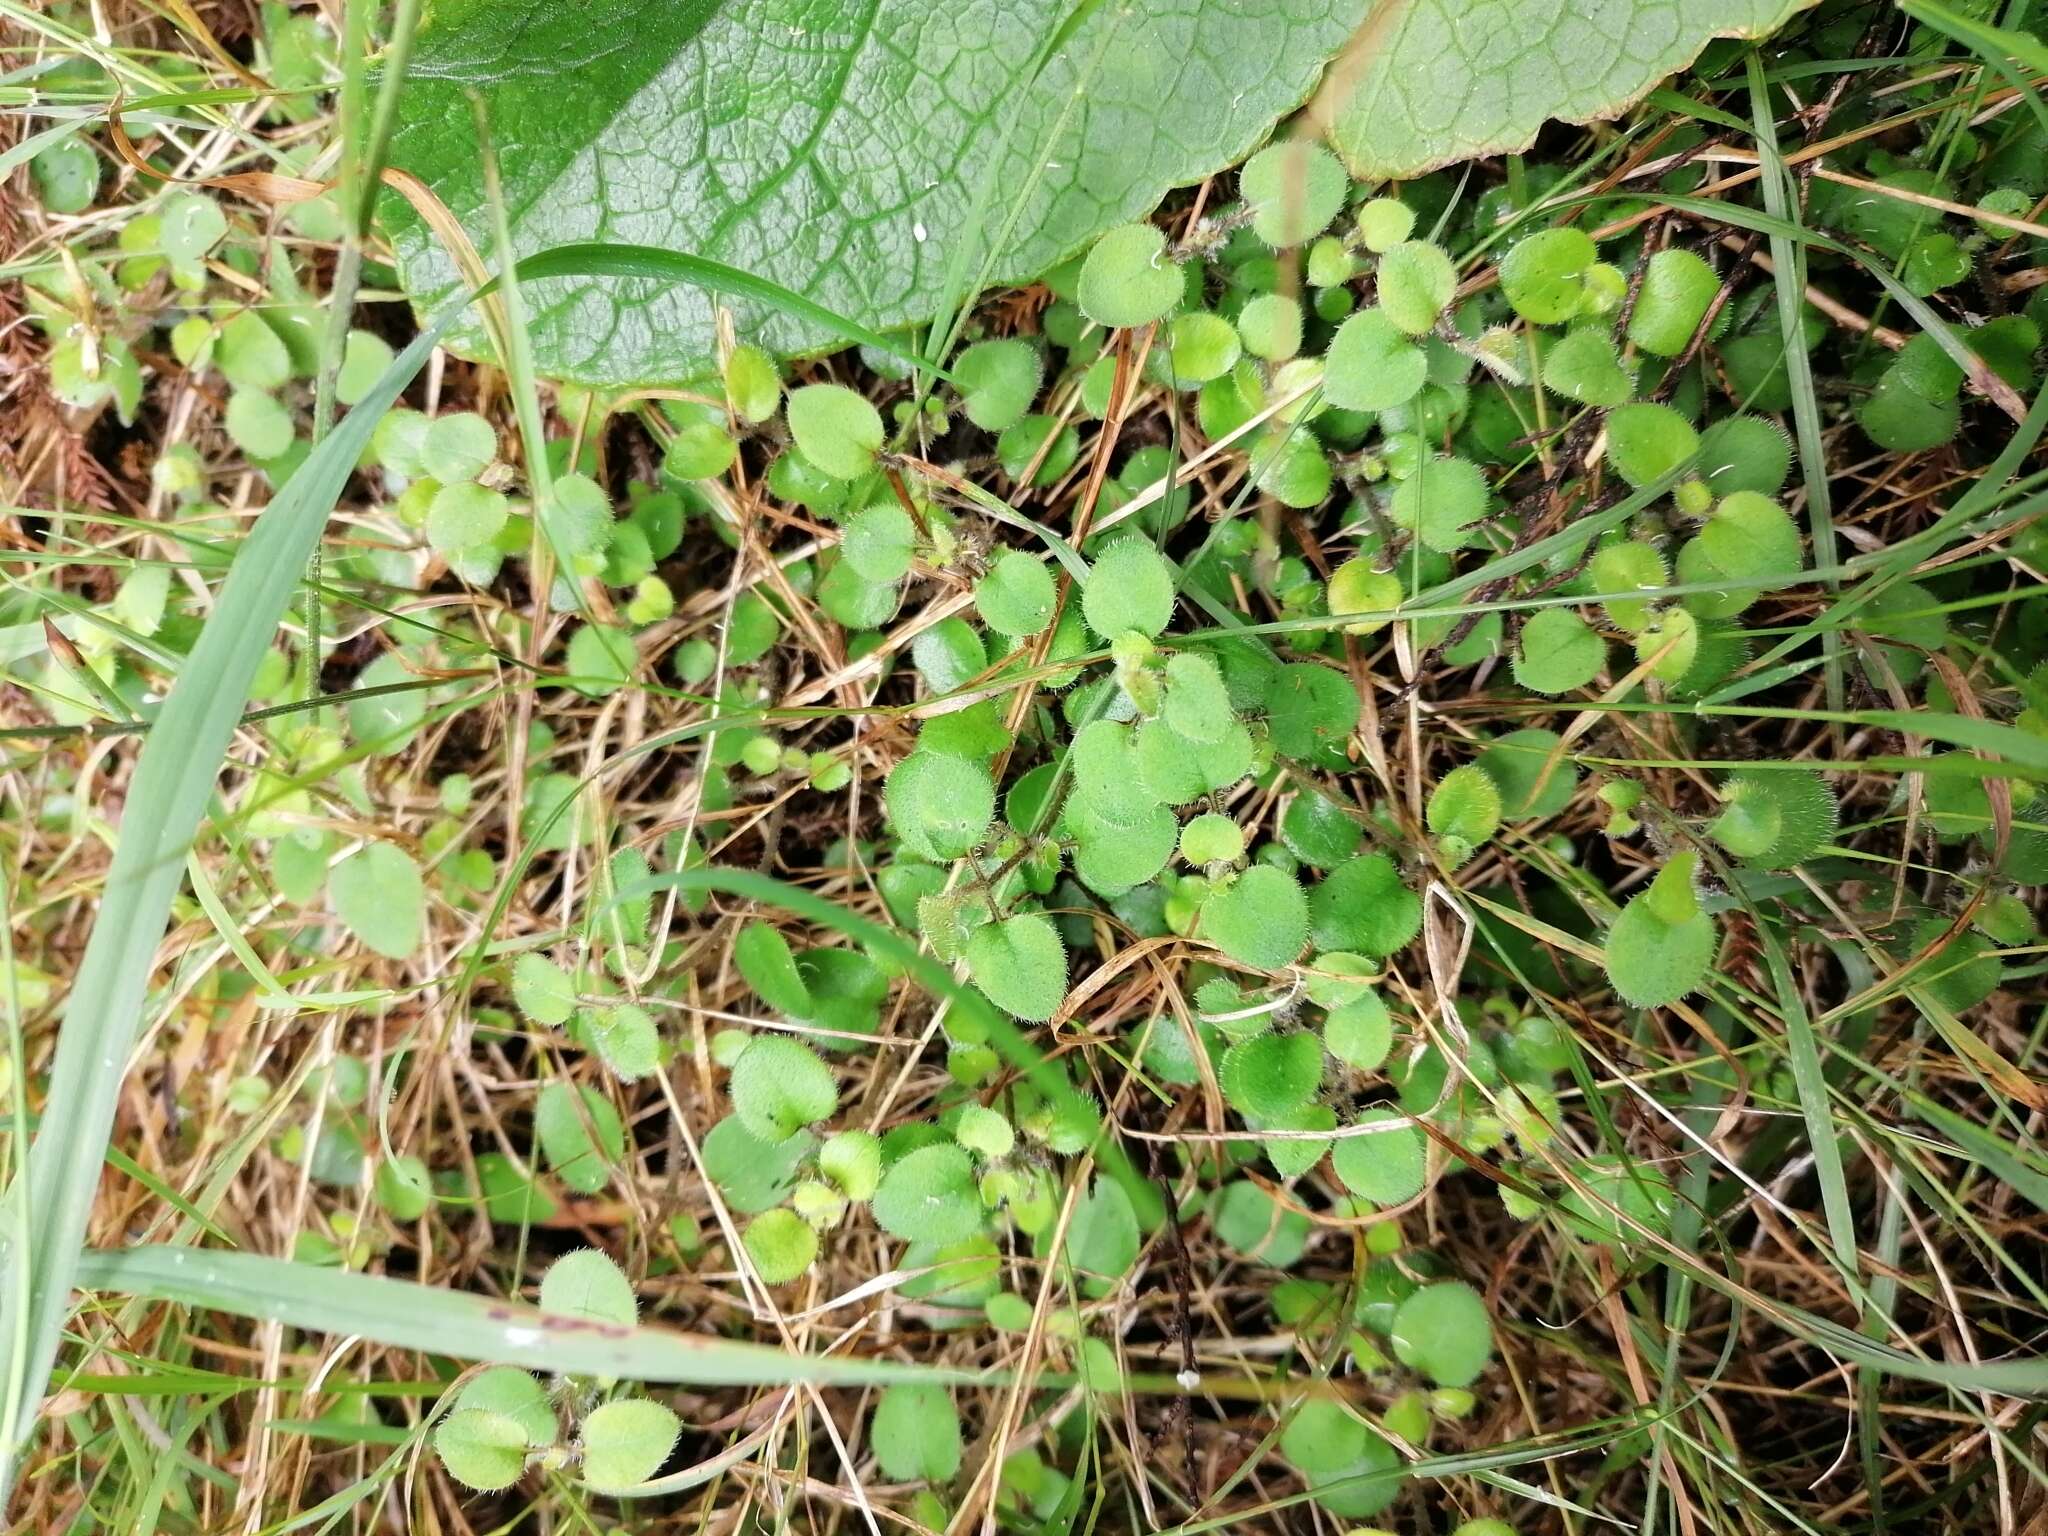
[513, 245, 958, 385]
[0, 312, 455, 1495]
[71, 1247, 975, 1388]
[1902, 0, 2048, 76]
[0, 1117, 231, 1248]
[1447, 880, 2048, 1397]
[1757, 918, 1862, 1296]
[0, 241, 945, 1496]
[474, 100, 580, 624]
[1746, 52, 1842, 712]
[1860, 1167, 1907, 1523]
[303, 0, 406, 698]
[0, 807, 31, 1472]
[1631, 183, 2032, 421]
[0, 118, 94, 181]
[1642, 1073, 1727, 1533]
[1708, 355, 2048, 705]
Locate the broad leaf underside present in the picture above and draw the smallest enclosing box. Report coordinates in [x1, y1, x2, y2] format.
[1320, 0, 1821, 178]
[386, 0, 1361, 384]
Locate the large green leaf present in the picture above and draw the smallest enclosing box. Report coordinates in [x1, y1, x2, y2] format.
[1318, 0, 1818, 179]
[383, 0, 1361, 385]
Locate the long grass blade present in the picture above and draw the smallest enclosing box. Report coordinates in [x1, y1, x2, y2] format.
[0, 313, 454, 1495]
[512, 243, 957, 383]
[1746, 52, 1843, 711]
[0, 240, 888, 1496]
[72, 1247, 973, 1387]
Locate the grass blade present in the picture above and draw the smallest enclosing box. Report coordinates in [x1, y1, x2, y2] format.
[0, 241, 863, 1495]
[512, 243, 957, 383]
[1746, 51, 1843, 711]
[0, 313, 455, 1494]
[72, 1247, 972, 1388]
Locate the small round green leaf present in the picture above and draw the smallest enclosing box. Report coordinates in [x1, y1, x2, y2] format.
[703, 1114, 812, 1214]
[1200, 865, 1309, 970]
[966, 913, 1068, 1021]
[729, 1035, 839, 1142]
[842, 503, 916, 583]
[579, 1399, 681, 1492]
[1499, 227, 1597, 324]
[337, 330, 395, 407]
[871, 1384, 963, 1483]
[590, 1003, 660, 1081]
[1220, 1030, 1323, 1119]
[225, 389, 294, 459]
[1711, 770, 1837, 869]
[1327, 559, 1402, 637]
[820, 1128, 883, 1201]
[1627, 247, 1719, 357]
[1166, 311, 1242, 384]
[1473, 729, 1580, 821]
[1323, 987, 1393, 1071]
[1237, 292, 1303, 361]
[423, 411, 497, 482]
[1387, 454, 1489, 552]
[1606, 877, 1717, 1008]
[1180, 812, 1245, 865]
[1512, 608, 1605, 695]
[873, 1142, 982, 1245]
[505, 950, 577, 1024]
[1376, 240, 1456, 335]
[427, 479, 510, 552]
[564, 623, 636, 697]
[1604, 402, 1699, 489]
[1308, 854, 1421, 957]
[1697, 415, 1792, 497]
[1212, 1179, 1311, 1265]
[1162, 652, 1234, 744]
[1082, 538, 1176, 640]
[742, 1207, 819, 1284]
[1542, 327, 1632, 406]
[955, 338, 1043, 431]
[1324, 308, 1427, 411]
[1264, 663, 1360, 767]
[454, 1366, 554, 1445]
[1390, 1280, 1493, 1387]
[1241, 139, 1347, 248]
[734, 920, 815, 1017]
[1330, 1108, 1425, 1206]
[329, 843, 424, 959]
[511, 953, 576, 1025]
[435, 1409, 530, 1491]
[1078, 223, 1185, 329]
[886, 752, 995, 861]
[1426, 765, 1502, 848]
[975, 552, 1057, 638]
[1589, 540, 1667, 634]
[1280, 791, 1363, 869]
[1355, 197, 1416, 252]
[724, 344, 782, 423]
[539, 1248, 637, 1326]
[535, 1080, 626, 1194]
[215, 311, 290, 392]
[787, 383, 885, 480]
